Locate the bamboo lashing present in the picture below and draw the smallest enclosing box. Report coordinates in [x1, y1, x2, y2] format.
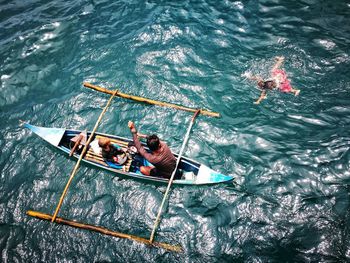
[51, 89, 118, 222]
[149, 109, 200, 243]
[27, 210, 182, 252]
[86, 152, 105, 162]
[85, 156, 108, 167]
[83, 82, 220, 118]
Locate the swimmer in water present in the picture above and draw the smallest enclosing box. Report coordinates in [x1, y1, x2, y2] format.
[243, 56, 300, 104]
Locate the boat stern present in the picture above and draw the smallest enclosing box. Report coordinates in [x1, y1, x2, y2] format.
[195, 165, 233, 185]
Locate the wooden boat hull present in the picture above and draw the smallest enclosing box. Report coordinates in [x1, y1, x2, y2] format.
[24, 123, 234, 185]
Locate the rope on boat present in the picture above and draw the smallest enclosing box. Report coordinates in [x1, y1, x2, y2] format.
[149, 109, 201, 243]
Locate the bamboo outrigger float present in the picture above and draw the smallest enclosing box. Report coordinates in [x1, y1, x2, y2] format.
[26, 82, 224, 252]
[83, 82, 220, 118]
[27, 211, 182, 252]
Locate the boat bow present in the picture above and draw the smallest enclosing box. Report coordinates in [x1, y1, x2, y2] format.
[24, 123, 65, 146]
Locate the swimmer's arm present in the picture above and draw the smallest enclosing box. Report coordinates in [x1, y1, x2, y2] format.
[254, 90, 267, 104]
[248, 76, 264, 82]
[251, 75, 263, 82]
[244, 73, 263, 82]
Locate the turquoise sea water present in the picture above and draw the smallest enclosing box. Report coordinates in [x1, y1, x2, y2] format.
[1, 0, 350, 261]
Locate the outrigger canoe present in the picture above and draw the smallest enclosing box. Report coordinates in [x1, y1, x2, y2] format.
[24, 123, 234, 185]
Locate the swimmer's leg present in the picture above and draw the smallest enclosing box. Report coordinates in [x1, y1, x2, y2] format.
[271, 56, 285, 72]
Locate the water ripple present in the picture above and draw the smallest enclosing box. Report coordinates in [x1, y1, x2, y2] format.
[1, 0, 350, 262]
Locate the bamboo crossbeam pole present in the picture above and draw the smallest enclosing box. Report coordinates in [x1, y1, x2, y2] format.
[27, 210, 182, 252]
[51, 90, 118, 222]
[83, 82, 220, 118]
[149, 110, 200, 243]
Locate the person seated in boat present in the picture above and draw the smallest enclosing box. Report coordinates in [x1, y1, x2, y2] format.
[243, 56, 300, 104]
[98, 138, 127, 165]
[128, 121, 176, 179]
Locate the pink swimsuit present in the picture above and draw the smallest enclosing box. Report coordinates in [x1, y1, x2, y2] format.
[271, 69, 292, 92]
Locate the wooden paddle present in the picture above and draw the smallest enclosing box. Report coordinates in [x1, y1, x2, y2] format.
[51, 89, 118, 222]
[149, 109, 200, 243]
